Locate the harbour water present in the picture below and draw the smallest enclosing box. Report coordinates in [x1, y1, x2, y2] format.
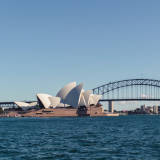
[0, 116, 160, 160]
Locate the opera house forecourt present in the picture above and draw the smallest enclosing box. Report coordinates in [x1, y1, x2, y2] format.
[5, 82, 118, 117]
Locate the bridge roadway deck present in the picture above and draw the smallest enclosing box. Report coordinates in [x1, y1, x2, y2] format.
[100, 99, 160, 102]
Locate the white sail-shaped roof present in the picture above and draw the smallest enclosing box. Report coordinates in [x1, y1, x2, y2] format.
[83, 90, 92, 106]
[48, 97, 61, 108]
[14, 101, 37, 110]
[56, 82, 76, 103]
[37, 93, 52, 108]
[65, 83, 83, 107]
[79, 90, 86, 106]
[15, 102, 30, 107]
[29, 102, 38, 106]
[15, 101, 38, 107]
[89, 94, 102, 105]
[37, 93, 61, 108]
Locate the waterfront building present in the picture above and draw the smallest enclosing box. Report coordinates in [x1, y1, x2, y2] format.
[158, 106, 160, 113]
[153, 106, 158, 114]
[147, 106, 153, 113]
[15, 82, 102, 110]
[141, 105, 146, 112]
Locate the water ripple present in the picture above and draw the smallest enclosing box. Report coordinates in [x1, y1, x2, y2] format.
[0, 116, 160, 159]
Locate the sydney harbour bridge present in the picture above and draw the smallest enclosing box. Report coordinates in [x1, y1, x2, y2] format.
[92, 79, 160, 112]
[1, 78, 160, 111]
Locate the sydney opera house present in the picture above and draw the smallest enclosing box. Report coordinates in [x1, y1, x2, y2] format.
[14, 82, 103, 117]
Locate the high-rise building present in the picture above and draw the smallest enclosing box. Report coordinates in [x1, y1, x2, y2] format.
[141, 105, 146, 112]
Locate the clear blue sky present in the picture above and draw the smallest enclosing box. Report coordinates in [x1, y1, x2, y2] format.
[0, 0, 160, 101]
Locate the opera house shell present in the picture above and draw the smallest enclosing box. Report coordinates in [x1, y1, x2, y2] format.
[15, 82, 102, 110]
[56, 82, 77, 104]
[15, 101, 38, 110]
[37, 94, 61, 108]
[55, 82, 102, 108]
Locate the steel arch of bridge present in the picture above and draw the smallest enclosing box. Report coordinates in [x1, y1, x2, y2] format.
[92, 79, 160, 101]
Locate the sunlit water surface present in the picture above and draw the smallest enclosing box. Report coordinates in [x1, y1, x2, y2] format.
[0, 116, 160, 160]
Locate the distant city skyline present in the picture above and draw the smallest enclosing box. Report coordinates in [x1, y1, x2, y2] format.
[0, 0, 160, 103]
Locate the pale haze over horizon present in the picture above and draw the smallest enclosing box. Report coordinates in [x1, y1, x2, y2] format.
[0, 0, 160, 107]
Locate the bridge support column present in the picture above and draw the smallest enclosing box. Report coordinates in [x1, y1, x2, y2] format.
[108, 101, 114, 113]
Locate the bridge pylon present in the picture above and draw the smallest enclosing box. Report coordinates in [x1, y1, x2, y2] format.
[108, 101, 114, 113]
